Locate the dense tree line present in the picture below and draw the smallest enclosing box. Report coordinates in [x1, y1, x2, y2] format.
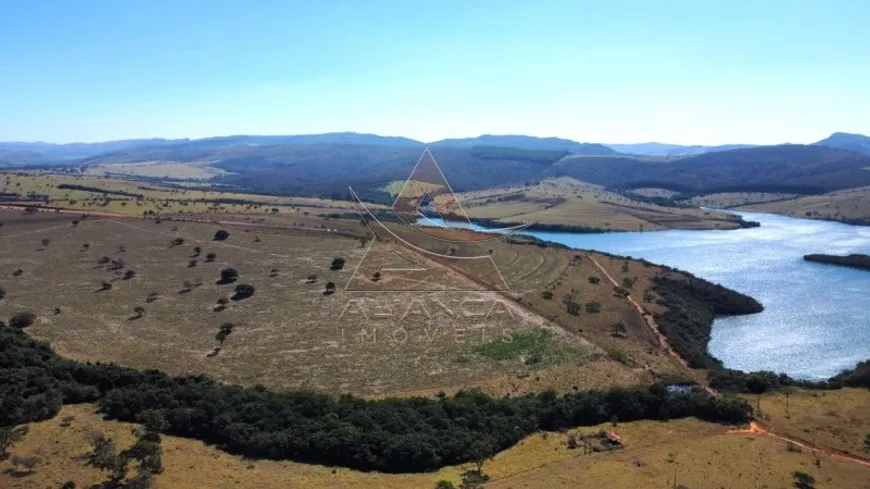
[56, 184, 144, 198]
[711, 361, 870, 394]
[804, 253, 870, 271]
[0, 323, 751, 473]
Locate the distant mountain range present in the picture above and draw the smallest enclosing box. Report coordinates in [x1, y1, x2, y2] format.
[604, 142, 759, 157]
[3, 131, 869, 169]
[429, 134, 618, 155]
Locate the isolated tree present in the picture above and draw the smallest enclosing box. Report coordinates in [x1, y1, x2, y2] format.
[192, 246, 202, 257]
[469, 438, 496, 475]
[99, 281, 112, 292]
[19, 454, 41, 473]
[269, 268, 280, 277]
[169, 237, 184, 247]
[585, 301, 602, 313]
[0, 286, 5, 300]
[9, 311, 36, 328]
[0, 425, 28, 458]
[132, 307, 145, 319]
[219, 267, 239, 284]
[306, 274, 317, 283]
[146, 292, 159, 303]
[179, 281, 194, 294]
[213, 229, 230, 241]
[216, 322, 235, 347]
[41, 238, 50, 248]
[784, 385, 794, 418]
[188, 259, 198, 268]
[205, 252, 217, 262]
[435, 481, 457, 489]
[54, 307, 62, 315]
[324, 281, 336, 295]
[80, 243, 90, 251]
[372, 271, 382, 281]
[214, 297, 230, 311]
[232, 284, 255, 300]
[12, 268, 23, 277]
[97, 256, 111, 265]
[123, 270, 136, 280]
[588, 276, 601, 285]
[330, 257, 346, 270]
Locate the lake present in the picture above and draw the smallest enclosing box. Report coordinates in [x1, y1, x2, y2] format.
[427, 212, 870, 379]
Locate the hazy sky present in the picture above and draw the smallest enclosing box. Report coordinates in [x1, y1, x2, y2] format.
[1, 0, 868, 145]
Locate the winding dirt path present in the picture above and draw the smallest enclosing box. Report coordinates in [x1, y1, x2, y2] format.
[727, 422, 870, 468]
[585, 253, 719, 396]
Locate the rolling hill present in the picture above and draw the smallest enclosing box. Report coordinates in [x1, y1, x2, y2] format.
[429, 134, 618, 155]
[815, 132, 870, 156]
[546, 144, 870, 194]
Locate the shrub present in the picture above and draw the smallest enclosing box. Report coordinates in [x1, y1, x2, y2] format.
[205, 253, 217, 262]
[214, 230, 230, 241]
[97, 256, 111, 265]
[169, 237, 184, 247]
[324, 281, 336, 294]
[123, 270, 136, 280]
[232, 284, 255, 301]
[306, 274, 317, 283]
[188, 260, 198, 268]
[219, 268, 239, 284]
[330, 258, 346, 271]
[12, 269, 23, 277]
[9, 312, 36, 328]
[0, 286, 5, 300]
[540, 291, 553, 300]
[588, 276, 601, 284]
[585, 301, 602, 313]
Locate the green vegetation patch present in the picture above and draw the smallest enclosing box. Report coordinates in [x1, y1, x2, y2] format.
[473, 328, 583, 366]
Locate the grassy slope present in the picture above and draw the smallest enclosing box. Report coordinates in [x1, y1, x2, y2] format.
[440, 177, 745, 231]
[0, 172, 377, 216]
[737, 185, 870, 225]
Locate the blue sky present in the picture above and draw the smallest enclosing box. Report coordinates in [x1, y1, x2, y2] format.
[1, 0, 868, 145]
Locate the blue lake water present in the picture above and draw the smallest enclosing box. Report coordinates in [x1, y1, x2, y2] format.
[427, 212, 870, 379]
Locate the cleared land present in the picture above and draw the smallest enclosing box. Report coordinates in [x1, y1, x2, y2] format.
[1, 205, 699, 398]
[2, 401, 867, 489]
[437, 177, 747, 231]
[84, 160, 229, 179]
[738, 185, 870, 225]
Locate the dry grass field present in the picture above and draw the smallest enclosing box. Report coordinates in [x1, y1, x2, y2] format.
[84, 160, 229, 179]
[738, 186, 870, 224]
[2, 403, 867, 489]
[441, 178, 746, 231]
[0, 203, 694, 398]
[748, 388, 870, 457]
